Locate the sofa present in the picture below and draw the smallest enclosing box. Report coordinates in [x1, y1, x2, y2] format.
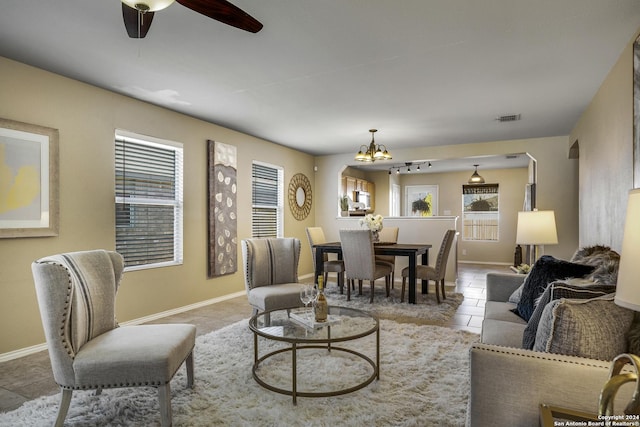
[467, 248, 639, 427]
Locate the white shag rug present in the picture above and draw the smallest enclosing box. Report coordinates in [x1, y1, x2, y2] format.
[0, 319, 478, 427]
[323, 281, 463, 325]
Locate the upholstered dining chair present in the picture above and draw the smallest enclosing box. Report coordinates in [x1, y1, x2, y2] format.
[241, 237, 304, 316]
[339, 229, 392, 303]
[374, 226, 399, 288]
[31, 250, 196, 427]
[306, 227, 345, 293]
[401, 229, 456, 303]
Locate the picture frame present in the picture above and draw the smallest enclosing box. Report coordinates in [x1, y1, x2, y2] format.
[0, 118, 59, 238]
[404, 185, 438, 217]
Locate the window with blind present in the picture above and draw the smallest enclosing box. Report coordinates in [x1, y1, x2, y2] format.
[115, 131, 183, 270]
[252, 161, 283, 238]
[462, 184, 499, 241]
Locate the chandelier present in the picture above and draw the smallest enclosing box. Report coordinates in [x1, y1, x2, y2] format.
[354, 129, 392, 162]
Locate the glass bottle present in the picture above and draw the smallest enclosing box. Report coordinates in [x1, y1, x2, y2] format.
[314, 275, 328, 322]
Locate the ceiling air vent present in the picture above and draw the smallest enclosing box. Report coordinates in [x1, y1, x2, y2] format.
[496, 114, 521, 122]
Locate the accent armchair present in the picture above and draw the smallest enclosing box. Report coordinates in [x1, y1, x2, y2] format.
[241, 237, 304, 315]
[31, 250, 196, 427]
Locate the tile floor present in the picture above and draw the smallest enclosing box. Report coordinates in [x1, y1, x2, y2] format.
[0, 262, 509, 414]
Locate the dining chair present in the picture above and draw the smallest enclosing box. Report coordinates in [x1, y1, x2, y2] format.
[31, 250, 196, 427]
[339, 229, 392, 303]
[400, 229, 456, 304]
[306, 227, 345, 293]
[374, 226, 399, 288]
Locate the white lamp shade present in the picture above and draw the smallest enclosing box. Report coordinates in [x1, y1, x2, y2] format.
[615, 188, 640, 311]
[516, 210, 558, 245]
[122, 0, 175, 12]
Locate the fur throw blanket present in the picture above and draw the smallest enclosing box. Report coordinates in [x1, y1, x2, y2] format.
[571, 245, 620, 286]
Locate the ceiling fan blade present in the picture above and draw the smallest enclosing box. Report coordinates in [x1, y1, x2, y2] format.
[176, 0, 263, 33]
[122, 3, 155, 38]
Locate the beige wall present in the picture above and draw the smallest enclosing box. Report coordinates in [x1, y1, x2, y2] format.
[569, 30, 638, 250]
[314, 136, 579, 264]
[0, 57, 315, 354]
[397, 168, 528, 263]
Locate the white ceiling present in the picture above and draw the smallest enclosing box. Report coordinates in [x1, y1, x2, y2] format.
[1, 1, 639, 159]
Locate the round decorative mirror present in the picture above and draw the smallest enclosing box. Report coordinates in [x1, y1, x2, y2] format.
[288, 173, 312, 220]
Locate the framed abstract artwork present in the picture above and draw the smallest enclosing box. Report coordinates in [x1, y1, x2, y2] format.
[404, 185, 438, 217]
[207, 140, 237, 277]
[0, 118, 59, 238]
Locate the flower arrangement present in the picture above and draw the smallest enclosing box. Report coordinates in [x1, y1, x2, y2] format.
[360, 214, 384, 232]
[516, 263, 531, 274]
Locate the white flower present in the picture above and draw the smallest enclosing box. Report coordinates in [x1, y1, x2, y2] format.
[359, 214, 384, 231]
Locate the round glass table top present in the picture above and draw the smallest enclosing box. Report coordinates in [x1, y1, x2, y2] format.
[249, 306, 378, 344]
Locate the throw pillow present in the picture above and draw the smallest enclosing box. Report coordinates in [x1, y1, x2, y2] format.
[508, 283, 524, 304]
[512, 255, 595, 321]
[521, 280, 616, 349]
[533, 294, 634, 360]
[629, 312, 640, 356]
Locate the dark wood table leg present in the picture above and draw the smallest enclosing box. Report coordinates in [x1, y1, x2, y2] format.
[408, 255, 416, 304]
[421, 251, 429, 294]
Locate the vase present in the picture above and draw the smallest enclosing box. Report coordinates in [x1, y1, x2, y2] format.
[372, 229, 380, 243]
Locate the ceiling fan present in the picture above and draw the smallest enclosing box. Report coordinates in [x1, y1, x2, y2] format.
[121, 0, 263, 39]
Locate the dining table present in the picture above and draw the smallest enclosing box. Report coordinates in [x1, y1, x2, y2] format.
[313, 242, 432, 304]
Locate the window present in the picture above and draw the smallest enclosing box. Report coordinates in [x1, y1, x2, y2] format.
[115, 130, 183, 270]
[462, 184, 499, 241]
[252, 161, 283, 237]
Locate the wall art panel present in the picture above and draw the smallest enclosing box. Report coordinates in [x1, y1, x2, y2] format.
[207, 140, 237, 277]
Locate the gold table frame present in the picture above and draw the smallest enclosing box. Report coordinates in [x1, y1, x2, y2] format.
[249, 306, 380, 404]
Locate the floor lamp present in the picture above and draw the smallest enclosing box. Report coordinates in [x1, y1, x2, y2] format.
[599, 188, 640, 415]
[515, 210, 558, 266]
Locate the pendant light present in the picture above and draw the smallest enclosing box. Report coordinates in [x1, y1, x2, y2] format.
[468, 164, 485, 184]
[354, 129, 392, 162]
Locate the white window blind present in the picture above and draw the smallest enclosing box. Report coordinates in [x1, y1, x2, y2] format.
[252, 162, 283, 238]
[115, 131, 183, 270]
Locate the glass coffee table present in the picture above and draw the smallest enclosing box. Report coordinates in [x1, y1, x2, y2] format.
[249, 306, 379, 404]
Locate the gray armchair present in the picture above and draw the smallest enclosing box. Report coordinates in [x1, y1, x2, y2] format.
[241, 237, 304, 315]
[31, 250, 196, 427]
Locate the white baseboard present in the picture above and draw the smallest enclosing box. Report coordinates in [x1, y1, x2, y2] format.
[0, 291, 247, 363]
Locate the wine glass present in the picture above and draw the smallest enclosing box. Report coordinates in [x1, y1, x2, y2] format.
[308, 286, 318, 307]
[300, 284, 312, 308]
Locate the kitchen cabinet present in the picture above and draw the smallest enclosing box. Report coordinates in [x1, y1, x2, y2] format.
[341, 176, 375, 211]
